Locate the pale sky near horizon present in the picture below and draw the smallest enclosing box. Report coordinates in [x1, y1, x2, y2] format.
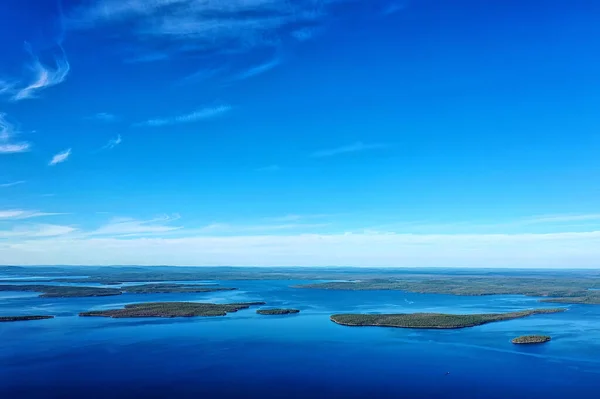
[1, 0, 600, 267]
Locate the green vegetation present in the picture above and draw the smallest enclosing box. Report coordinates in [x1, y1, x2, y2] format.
[296, 277, 600, 305]
[256, 308, 300, 315]
[330, 308, 566, 329]
[122, 284, 236, 294]
[540, 295, 600, 305]
[0, 283, 237, 297]
[512, 335, 551, 344]
[0, 315, 54, 322]
[79, 301, 267, 318]
[0, 285, 122, 298]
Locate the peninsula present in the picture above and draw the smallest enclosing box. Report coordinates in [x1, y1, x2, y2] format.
[0, 315, 54, 322]
[512, 335, 551, 344]
[330, 308, 566, 329]
[256, 308, 300, 315]
[79, 301, 266, 318]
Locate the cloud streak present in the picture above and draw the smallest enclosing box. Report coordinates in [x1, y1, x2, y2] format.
[90, 112, 117, 122]
[67, 0, 352, 60]
[0, 181, 26, 188]
[234, 58, 281, 80]
[12, 44, 70, 101]
[0, 114, 31, 154]
[311, 142, 387, 158]
[134, 105, 231, 127]
[0, 209, 64, 220]
[49, 148, 72, 165]
[0, 224, 77, 239]
[90, 215, 182, 237]
[102, 134, 122, 150]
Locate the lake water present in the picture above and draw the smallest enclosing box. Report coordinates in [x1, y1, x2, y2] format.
[1, 279, 599, 398]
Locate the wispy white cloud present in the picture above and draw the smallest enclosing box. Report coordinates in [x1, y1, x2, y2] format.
[234, 58, 281, 80]
[67, 0, 347, 59]
[0, 114, 31, 154]
[12, 44, 70, 101]
[90, 214, 182, 237]
[0, 143, 31, 154]
[193, 222, 331, 235]
[311, 142, 388, 158]
[102, 134, 122, 150]
[520, 214, 600, 225]
[0, 181, 26, 188]
[134, 105, 231, 127]
[49, 148, 72, 166]
[0, 224, 77, 239]
[0, 209, 64, 220]
[3, 230, 600, 267]
[89, 112, 118, 122]
[178, 67, 225, 85]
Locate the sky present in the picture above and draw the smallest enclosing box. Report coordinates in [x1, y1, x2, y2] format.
[1, 0, 600, 267]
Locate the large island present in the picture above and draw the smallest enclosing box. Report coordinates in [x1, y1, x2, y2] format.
[122, 284, 236, 294]
[296, 277, 600, 305]
[330, 308, 566, 329]
[0, 285, 122, 298]
[0, 315, 54, 322]
[79, 301, 266, 318]
[0, 283, 237, 298]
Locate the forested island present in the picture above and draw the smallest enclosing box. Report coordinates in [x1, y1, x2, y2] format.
[256, 308, 300, 315]
[0, 285, 122, 298]
[122, 284, 236, 294]
[511, 335, 551, 344]
[296, 278, 600, 305]
[0, 315, 54, 322]
[79, 301, 266, 318]
[330, 308, 566, 329]
[0, 283, 236, 298]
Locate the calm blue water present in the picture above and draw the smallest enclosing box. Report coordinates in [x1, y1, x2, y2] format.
[1, 279, 599, 398]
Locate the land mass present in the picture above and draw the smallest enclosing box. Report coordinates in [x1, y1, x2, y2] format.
[539, 296, 600, 305]
[512, 335, 551, 344]
[0, 315, 54, 322]
[0, 285, 122, 298]
[79, 301, 267, 318]
[330, 308, 566, 329]
[256, 308, 300, 315]
[122, 284, 236, 294]
[0, 283, 236, 298]
[296, 278, 600, 305]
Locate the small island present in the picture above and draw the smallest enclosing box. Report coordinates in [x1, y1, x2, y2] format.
[122, 284, 237, 294]
[0, 284, 122, 298]
[256, 308, 300, 315]
[330, 308, 566, 329]
[0, 315, 54, 322]
[79, 301, 267, 318]
[512, 335, 551, 344]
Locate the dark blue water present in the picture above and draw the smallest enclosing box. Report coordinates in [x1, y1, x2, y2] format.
[1, 279, 599, 398]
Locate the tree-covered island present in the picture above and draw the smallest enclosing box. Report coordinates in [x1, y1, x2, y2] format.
[256, 308, 300, 315]
[330, 308, 566, 329]
[79, 301, 266, 318]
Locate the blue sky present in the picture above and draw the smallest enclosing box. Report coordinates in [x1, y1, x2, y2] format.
[1, 0, 600, 267]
